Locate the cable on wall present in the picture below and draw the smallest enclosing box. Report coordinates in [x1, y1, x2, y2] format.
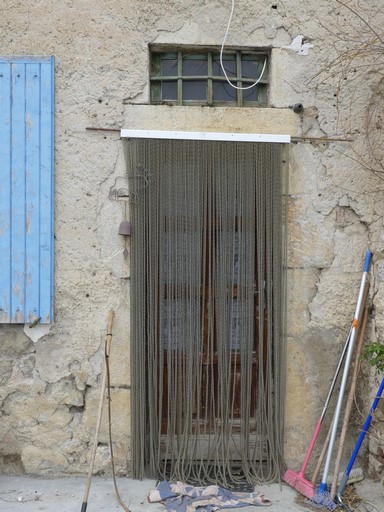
[220, 0, 267, 90]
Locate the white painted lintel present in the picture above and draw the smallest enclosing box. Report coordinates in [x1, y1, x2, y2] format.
[121, 129, 290, 144]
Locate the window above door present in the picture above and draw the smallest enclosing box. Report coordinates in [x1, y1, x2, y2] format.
[150, 48, 269, 107]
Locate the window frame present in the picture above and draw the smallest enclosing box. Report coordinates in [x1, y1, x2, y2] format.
[150, 47, 269, 107]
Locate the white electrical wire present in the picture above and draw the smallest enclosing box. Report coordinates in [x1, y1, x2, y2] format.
[220, 0, 267, 90]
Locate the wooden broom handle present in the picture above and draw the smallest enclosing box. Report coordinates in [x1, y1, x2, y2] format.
[81, 310, 114, 512]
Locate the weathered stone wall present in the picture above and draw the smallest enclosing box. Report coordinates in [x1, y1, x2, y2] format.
[0, 0, 383, 483]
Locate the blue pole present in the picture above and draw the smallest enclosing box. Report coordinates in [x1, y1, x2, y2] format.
[337, 377, 384, 498]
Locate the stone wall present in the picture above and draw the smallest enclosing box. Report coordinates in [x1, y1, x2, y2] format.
[0, 0, 383, 482]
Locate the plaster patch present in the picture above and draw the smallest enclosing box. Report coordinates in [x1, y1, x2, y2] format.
[23, 324, 51, 343]
[282, 35, 313, 55]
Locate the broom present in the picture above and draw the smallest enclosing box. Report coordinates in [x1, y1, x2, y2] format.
[330, 303, 369, 500]
[283, 327, 352, 499]
[81, 310, 114, 512]
[311, 250, 373, 510]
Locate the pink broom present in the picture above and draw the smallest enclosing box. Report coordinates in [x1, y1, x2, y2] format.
[283, 328, 351, 498]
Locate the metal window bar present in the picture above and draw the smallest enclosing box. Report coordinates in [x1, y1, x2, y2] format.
[150, 50, 268, 107]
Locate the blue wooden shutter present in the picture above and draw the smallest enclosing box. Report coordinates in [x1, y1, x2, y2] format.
[0, 56, 54, 324]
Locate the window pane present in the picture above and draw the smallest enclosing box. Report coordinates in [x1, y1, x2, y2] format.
[161, 57, 178, 76]
[182, 80, 206, 101]
[212, 56, 236, 78]
[213, 80, 237, 102]
[182, 57, 207, 76]
[162, 80, 178, 100]
[241, 60, 260, 79]
[243, 85, 259, 102]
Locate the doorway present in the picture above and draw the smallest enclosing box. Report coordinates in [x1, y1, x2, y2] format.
[126, 136, 287, 486]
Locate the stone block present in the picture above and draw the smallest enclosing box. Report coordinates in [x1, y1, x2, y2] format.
[82, 387, 131, 445]
[286, 267, 319, 337]
[21, 445, 69, 474]
[93, 445, 111, 474]
[288, 143, 326, 196]
[308, 269, 363, 329]
[46, 377, 84, 407]
[368, 453, 384, 477]
[0, 326, 33, 356]
[287, 197, 334, 268]
[285, 337, 313, 419]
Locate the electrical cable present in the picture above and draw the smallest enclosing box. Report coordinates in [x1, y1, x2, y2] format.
[220, 0, 267, 90]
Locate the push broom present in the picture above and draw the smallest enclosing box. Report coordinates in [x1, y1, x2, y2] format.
[311, 250, 373, 510]
[283, 326, 352, 498]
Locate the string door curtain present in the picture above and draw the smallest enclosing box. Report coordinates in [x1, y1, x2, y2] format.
[126, 137, 287, 487]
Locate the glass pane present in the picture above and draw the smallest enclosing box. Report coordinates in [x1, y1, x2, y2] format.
[241, 60, 260, 79]
[161, 57, 178, 76]
[243, 85, 259, 102]
[182, 57, 207, 76]
[182, 80, 206, 101]
[212, 56, 236, 78]
[213, 80, 237, 102]
[162, 80, 178, 100]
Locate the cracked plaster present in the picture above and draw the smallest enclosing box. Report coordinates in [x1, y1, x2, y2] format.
[0, 0, 383, 482]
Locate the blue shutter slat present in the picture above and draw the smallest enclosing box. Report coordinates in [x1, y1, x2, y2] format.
[0, 63, 12, 322]
[25, 63, 41, 321]
[11, 63, 27, 322]
[39, 60, 54, 322]
[0, 57, 54, 324]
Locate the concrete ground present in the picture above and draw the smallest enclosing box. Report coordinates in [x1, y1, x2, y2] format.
[0, 475, 382, 512]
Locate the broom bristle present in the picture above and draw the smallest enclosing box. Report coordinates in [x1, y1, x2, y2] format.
[309, 490, 337, 510]
[283, 469, 315, 499]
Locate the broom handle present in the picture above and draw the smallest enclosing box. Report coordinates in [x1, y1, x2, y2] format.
[311, 407, 334, 484]
[81, 310, 115, 512]
[330, 303, 369, 499]
[312, 294, 368, 486]
[299, 325, 352, 476]
[318, 251, 372, 493]
[337, 377, 384, 498]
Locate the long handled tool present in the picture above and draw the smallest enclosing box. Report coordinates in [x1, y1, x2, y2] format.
[336, 377, 384, 506]
[312, 251, 373, 509]
[81, 310, 114, 512]
[330, 304, 369, 499]
[283, 326, 352, 498]
[310, 311, 368, 489]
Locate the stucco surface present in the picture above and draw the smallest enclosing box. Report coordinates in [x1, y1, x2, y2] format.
[0, 0, 383, 485]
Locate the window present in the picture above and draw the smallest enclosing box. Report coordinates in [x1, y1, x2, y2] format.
[150, 49, 269, 107]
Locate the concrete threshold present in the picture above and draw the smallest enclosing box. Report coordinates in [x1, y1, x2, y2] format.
[0, 475, 382, 512]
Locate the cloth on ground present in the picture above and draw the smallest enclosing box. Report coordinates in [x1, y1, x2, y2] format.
[148, 480, 272, 511]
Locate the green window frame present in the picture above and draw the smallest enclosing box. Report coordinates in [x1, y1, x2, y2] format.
[150, 49, 269, 107]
